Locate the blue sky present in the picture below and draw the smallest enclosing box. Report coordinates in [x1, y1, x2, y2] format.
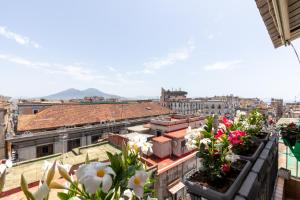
[0, 0, 300, 101]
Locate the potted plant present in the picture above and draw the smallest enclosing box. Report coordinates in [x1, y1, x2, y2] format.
[280, 122, 300, 147]
[218, 116, 264, 162]
[246, 109, 270, 143]
[184, 116, 251, 200]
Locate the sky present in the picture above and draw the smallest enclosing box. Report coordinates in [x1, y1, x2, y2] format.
[0, 0, 300, 101]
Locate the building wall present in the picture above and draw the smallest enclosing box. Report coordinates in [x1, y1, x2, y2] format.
[18, 105, 52, 115]
[0, 108, 8, 159]
[18, 146, 36, 160]
[171, 138, 191, 157]
[151, 123, 188, 134]
[155, 156, 197, 200]
[153, 141, 172, 158]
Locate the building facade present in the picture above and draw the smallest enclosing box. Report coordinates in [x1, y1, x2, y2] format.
[160, 88, 237, 116]
[7, 102, 171, 161]
[0, 102, 9, 159]
[271, 98, 284, 118]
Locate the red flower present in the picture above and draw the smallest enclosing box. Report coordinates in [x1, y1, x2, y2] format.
[229, 130, 246, 145]
[288, 122, 296, 127]
[215, 129, 224, 139]
[221, 164, 230, 173]
[223, 117, 233, 128]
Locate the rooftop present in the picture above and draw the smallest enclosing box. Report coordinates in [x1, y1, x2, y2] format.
[144, 151, 196, 175]
[152, 136, 171, 143]
[17, 102, 171, 132]
[3, 142, 120, 192]
[126, 124, 150, 132]
[123, 132, 154, 141]
[164, 129, 187, 139]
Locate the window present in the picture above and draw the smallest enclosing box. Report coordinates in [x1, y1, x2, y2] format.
[211, 104, 215, 109]
[67, 138, 81, 151]
[36, 144, 53, 158]
[218, 104, 221, 109]
[91, 135, 101, 144]
[33, 109, 39, 114]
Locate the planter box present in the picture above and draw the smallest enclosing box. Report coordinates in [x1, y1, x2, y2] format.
[237, 171, 260, 199]
[184, 160, 251, 200]
[251, 158, 269, 183]
[238, 142, 264, 163]
[252, 131, 270, 144]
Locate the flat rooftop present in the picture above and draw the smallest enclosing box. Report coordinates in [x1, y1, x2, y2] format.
[164, 129, 187, 139]
[126, 124, 150, 132]
[123, 132, 155, 141]
[144, 151, 196, 175]
[3, 142, 120, 192]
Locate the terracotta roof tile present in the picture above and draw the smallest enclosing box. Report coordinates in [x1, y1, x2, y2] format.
[17, 102, 171, 132]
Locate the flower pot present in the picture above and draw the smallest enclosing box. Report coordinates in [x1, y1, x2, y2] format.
[252, 131, 270, 144]
[184, 160, 251, 200]
[238, 142, 264, 163]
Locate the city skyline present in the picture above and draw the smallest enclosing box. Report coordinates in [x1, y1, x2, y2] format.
[1, 1, 300, 101]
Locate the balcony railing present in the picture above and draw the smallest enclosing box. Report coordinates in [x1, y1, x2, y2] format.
[278, 139, 300, 178]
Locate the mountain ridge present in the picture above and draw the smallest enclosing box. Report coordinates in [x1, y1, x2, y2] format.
[43, 88, 121, 100]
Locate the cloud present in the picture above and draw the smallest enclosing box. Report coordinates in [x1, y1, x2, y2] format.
[0, 26, 40, 48]
[0, 54, 143, 86]
[142, 39, 195, 74]
[207, 34, 214, 40]
[108, 66, 116, 72]
[204, 60, 242, 71]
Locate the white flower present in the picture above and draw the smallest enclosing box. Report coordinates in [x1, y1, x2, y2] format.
[76, 162, 115, 194]
[128, 136, 153, 155]
[5, 160, 12, 168]
[200, 138, 211, 146]
[236, 110, 246, 118]
[33, 182, 50, 200]
[186, 126, 192, 134]
[42, 161, 71, 181]
[218, 123, 226, 131]
[249, 125, 257, 129]
[225, 154, 239, 163]
[141, 142, 153, 155]
[186, 139, 197, 150]
[128, 170, 148, 198]
[123, 189, 133, 198]
[69, 197, 82, 200]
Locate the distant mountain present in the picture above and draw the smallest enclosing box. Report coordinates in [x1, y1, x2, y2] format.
[44, 88, 122, 100]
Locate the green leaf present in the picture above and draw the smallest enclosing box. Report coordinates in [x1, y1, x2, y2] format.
[57, 192, 69, 200]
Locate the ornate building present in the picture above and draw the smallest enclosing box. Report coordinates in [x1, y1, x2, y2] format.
[160, 88, 237, 116]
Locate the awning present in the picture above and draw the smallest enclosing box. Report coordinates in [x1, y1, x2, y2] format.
[255, 0, 300, 48]
[168, 181, 185, 195]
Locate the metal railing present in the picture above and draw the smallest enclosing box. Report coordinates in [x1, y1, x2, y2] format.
[278, 139, 300, 178]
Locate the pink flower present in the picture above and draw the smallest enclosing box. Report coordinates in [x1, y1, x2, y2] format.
[229, 130, 246, 145]
[221, 164, 230, 173]
[215, 129, 224, 139]
[223, 117, 233, 128]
